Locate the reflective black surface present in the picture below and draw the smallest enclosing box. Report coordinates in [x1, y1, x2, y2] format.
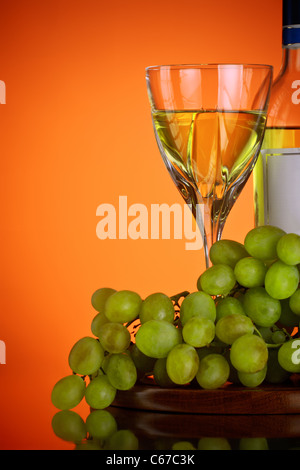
[51, 403, 300, 451]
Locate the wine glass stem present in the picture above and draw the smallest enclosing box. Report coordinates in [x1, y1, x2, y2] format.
[194, 197, 225, 269]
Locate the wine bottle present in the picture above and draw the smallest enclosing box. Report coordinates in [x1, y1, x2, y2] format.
[254, 0, 300, 234]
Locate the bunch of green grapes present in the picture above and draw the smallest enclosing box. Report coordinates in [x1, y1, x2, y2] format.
[51, 225, 300, 446]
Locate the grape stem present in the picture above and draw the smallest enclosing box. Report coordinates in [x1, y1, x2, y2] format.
[170, 291, 190, 307]
[254, 324, 290, 348]
[282, 327, 293, 340]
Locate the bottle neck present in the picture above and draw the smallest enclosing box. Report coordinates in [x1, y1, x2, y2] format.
[281, 21, 300, 72]
[281, 44, 300, 73]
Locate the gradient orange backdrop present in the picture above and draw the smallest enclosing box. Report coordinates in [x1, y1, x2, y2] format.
[0, 0, 283, 449]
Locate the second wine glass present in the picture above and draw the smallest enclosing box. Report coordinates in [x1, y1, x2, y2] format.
[146, 64, 273, 268]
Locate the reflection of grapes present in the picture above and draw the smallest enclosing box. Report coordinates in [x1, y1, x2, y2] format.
[107, 429, 139, 450]
[172, 441, 196, 450]
[239, 438, 269, 450]
[198, 437, 231, 450]
[52, 410, 86, 443]
[51, 224, 300, 449]
[85, 409, 117, 440]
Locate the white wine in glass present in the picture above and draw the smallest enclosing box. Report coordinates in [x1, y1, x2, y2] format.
[146, 64, 273, 268]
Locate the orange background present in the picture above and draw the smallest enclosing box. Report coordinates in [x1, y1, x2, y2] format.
[0, 0, 283, 449]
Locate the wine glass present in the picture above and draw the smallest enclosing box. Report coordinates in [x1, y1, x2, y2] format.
[146, 64, 273, 268]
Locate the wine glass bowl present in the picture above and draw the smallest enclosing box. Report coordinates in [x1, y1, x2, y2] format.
[146, 64, 273, 268]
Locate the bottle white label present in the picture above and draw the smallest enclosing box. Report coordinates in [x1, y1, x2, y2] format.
[261, 148, 300, 234]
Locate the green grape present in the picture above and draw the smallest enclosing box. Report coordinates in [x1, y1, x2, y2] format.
[209, 239, 248, 268]
[243, 287, 281, 327]
[244, 225, 286, 261]
[135, 320, 182, 359]
[239, 438, 269, 450]
[237, 365, 267, 387]
[197, 437, 231, 450]
[51, 374, 86, 410]
[130, 343, 156, 374]
[256, 326, 273, 343]
[182, 317, 215, 348]
[234, 290, 246, 304]
[276, 233, 300, 265]
[196, 347, 215, 360]
[104, 290, 142, 323]
[224, 349, 240, 385]
[279, 298, 300, 327]
[101, 354, 111, 374]
[197, 264, 236, 296]
[105, 353, 137, 390]
[216, 296, 245, 321]
[172, 441, 196, 450]
[271, 329, 286, 344]
[107, 429, 139, 450]
[230, 334, 268, 373]
[153, 358, 176, 388]
[278, 338, 300, 373]
[52, 410, 87, 443]
[180, 291, 216, 325]
[90, 368, 104, 380]
[91, 287, 116, 312]
[85, 375, 116, 409]
[97, 322, 131, 354]
[91, 312, 110, 337]
[289, 289, 300, 316]
[196, 354, 230, 389]
[85, 409, 117, 440]
[234, 257, 267, 288]
[139, 292, 174, 324]
[166, 343, 199, 385]
[215, 314, 254, 345]
[265, 260, 299, 300]
[265, 348, 290, 384]
[68, 337, 105, 376]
